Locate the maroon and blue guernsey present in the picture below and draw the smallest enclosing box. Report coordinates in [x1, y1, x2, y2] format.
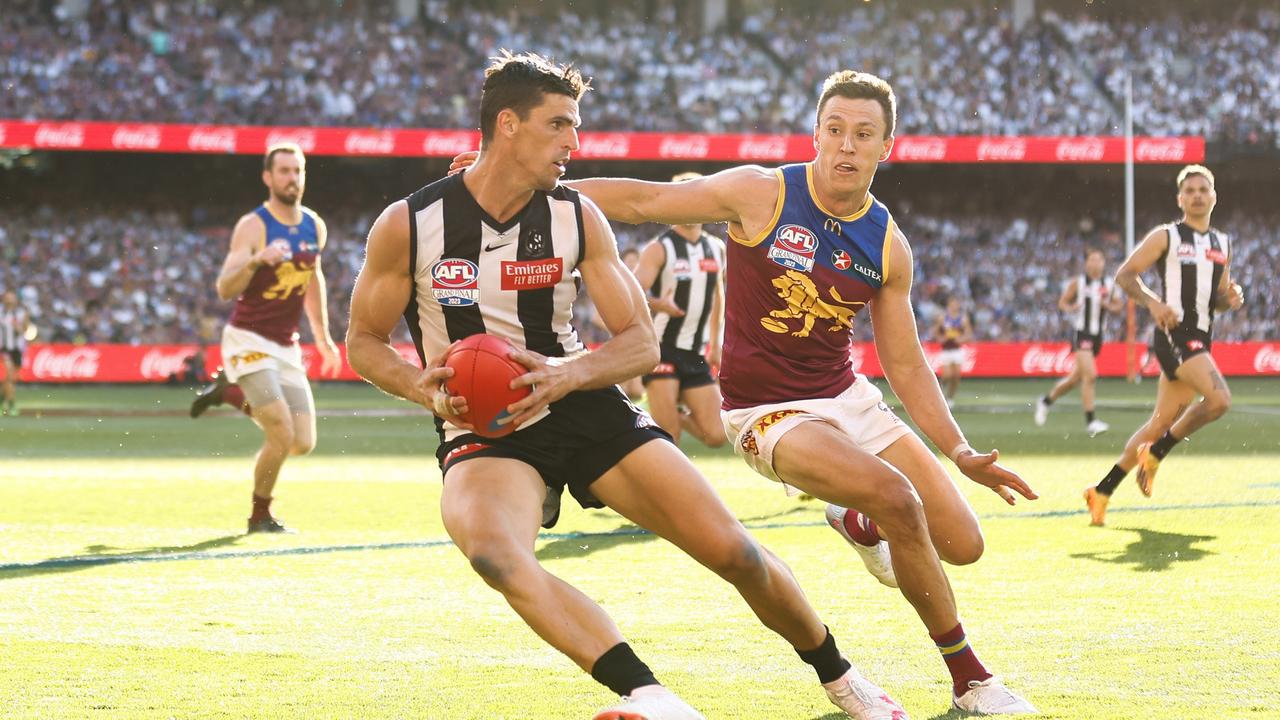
[228, 204, 322, 345]
[720, 163, 893, 409]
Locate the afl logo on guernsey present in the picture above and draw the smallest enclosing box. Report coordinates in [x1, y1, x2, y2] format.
[768, 224, 818, 272]
[431, 259, 480, 306]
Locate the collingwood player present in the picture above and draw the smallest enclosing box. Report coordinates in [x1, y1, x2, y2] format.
[1034, 249, 1122, 435]
[633, 172, 727, 447]
[1084, 165, 1244, 526]
[347, 51, 900, 720]
[1, 290, 30, 416]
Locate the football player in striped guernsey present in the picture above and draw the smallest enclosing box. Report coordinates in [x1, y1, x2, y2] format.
[1084, 165, 1244, 526]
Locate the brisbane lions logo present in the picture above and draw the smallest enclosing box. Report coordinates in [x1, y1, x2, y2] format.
[262, 261, 314, 300]
[761, 270, 865, 338]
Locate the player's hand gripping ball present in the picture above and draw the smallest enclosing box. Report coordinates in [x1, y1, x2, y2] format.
[443, 334, 531, 438]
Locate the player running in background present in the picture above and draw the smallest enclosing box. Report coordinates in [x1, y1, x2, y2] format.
[1034, 248, 1123, 436]
[1, 290, 31, 416]
[353, 52, 910, 720]
[930, 296, 971, 409]
[454, 68, 1038, 715]
[632, 172, 727, 447]
[189, 143, 342, 533]
[1084, 165, 1244, 526]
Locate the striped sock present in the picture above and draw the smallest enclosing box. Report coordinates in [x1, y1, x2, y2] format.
[932, 623, 992, 697]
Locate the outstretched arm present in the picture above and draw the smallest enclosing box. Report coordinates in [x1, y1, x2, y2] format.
[872, 228, 1037, 505]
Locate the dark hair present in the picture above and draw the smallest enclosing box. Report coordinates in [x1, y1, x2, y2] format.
[263, 143, 304, 172]
[479, 50, 590, 145]
[816, 70, 897, 139]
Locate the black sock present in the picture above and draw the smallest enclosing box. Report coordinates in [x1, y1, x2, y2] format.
[796, 627, 852, 684]
[1085, 410, 1096, 424]
[1041, 394, 1054, 407]
[1149, 431, 1181, 460]
[1096, 464, 1127, 496]
[591, 642, 658, 696]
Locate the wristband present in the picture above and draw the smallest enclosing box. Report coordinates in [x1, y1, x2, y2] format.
[948, 442, 974, 463]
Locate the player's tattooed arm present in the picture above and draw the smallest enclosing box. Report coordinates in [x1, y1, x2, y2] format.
[1117, 227, 1179, 329]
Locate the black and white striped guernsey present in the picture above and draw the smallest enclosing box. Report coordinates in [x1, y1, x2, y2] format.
[1072, 274, 1114, 336]
[1, 307, 25, 353]
[649, 229, 724, 352]
[1156, 221, 1230, 336]
[402, 172, 586, 376]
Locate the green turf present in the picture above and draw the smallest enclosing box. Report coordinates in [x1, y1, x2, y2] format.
[1, 379, 1277, 718]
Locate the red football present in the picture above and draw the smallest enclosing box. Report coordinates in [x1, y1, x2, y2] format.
[443, 334, 531, 438]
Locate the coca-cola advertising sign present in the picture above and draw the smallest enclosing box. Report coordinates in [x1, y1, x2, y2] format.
[187, 126, 238, 153]
[977, 138, 1029, 162]
[139, 347, 197, 380]
[8, 341, 1276, 382]
[0, 121, 1205, 163]
[658, 135, 711, 159]
[892, 137, 949, 162]
[1254, 345, 1280, 373]
[31, 347, 101, 380]
[111, 124, 162, 150]
[737, 135, 789, 161]
[421, 131, 479, 156]
[34, 123, 86, 149]
[265, 129, 317, 153]
[1135, 138, 1189, 163]
[344, 131, 396, 155]
[578, 133, 632, 159]
[1054, 138, 1106, 162]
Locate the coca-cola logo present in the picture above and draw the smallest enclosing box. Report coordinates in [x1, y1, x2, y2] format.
[1055, 138, 1107, 162]
[893, 137, 948, 162]
[658, 136, 710, 159]
[1253, 346, 1280, 373]
[578, 133, 631, 159]
[34, 123, 86, 149]
[1135, 138, 1188, 163]
[188, 127, 238, 153]
[1021, 345, 1076, 374]
[421, 131, 478, 156]
[266, 129, 317, 153]
[140, 348, 194, 380]
[111, 125, 162, 150]
[0, 124, 6, 146]
[344, 131, 395, 155]
[737, 136, 788, 160]
[32, 347, 101, 379]
[977, 138, 1028, 162]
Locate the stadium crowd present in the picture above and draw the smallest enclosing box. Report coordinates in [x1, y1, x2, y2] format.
[2, 0, 1277, 145]
[2, 203, 1275, 348]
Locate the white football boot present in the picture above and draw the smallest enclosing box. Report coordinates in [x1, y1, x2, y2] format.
[1086, 419, 1110, 437]
[1032, 398, 1049, 427]
[952, 677, 1037, 715]
[823, 666, 910, 720]
[593, 685, 706, 720]
[826, 504, 898, 588]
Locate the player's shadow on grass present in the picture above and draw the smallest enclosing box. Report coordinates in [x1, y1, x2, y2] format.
[0, 534, 244, 580]
[1070, 527, 1215, 572]
[535, 526, 657, 561]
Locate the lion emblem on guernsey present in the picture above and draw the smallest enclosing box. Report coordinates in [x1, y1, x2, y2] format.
[761, 270, 865, 338]
[262, 261, 314, 300]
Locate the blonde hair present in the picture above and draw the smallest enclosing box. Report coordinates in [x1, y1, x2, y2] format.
[1176, 164, 1214, 189]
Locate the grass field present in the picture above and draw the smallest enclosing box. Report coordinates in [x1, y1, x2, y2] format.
[1, 379, 1277, 719]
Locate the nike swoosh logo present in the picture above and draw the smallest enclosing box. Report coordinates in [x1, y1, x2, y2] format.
[484, 241, 514, 252]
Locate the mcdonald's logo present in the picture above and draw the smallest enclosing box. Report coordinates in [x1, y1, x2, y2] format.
[824, 218, 843, 236]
